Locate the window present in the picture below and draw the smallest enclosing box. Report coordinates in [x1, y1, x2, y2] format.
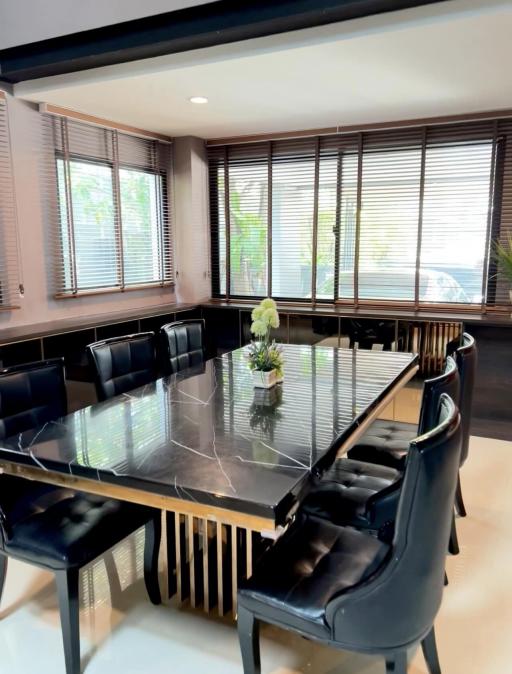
[0, 92, 21, 308]
[271, 144, 316, 299]
[48, 115, 172, 296]
[57, 157, 117, 291]
[209, 119, 512, 311]
[420, 142, 493, 304]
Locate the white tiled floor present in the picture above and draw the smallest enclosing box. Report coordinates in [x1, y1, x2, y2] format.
[1, 434, 511, 673]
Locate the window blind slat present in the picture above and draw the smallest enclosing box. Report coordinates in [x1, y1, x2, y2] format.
[272, 139, 316, 300]
[358, 137, 422, 304]
[420, 139, 493, 305]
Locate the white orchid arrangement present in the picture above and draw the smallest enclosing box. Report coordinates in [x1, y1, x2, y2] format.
[247, 298, 284, 377]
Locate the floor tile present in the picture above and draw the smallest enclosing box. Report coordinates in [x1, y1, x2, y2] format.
[0, 435, 510, 673]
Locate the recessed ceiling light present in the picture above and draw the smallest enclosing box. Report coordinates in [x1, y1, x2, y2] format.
[189, 96, 208, 104]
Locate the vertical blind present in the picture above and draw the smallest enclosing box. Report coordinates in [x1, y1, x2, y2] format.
[42, 114, 173, 297]
[0, 92, 21, 308]
[209, 117, 512, 311]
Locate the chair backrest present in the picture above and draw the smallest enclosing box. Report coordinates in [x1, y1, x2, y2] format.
[87, 332, 156, 402]
[0, 359, 67, 440]
[418, 355, 460, 434]
[454, 333, 476, 465]
[327, 393, 461, 649]
[160, 319, 205, 375]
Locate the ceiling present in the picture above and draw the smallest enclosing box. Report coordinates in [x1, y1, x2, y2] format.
[0, 0, 208, 50]
[14, 0, 512, 139]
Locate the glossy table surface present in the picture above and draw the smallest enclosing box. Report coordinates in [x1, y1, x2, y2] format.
[0, 345, 417, 523]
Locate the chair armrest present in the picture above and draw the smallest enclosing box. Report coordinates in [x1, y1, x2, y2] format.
[365, 479, 401, 531]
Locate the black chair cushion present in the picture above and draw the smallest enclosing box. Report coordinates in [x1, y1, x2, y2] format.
[161, 322, 204, 375]
[2, 479, 154, 570]
[0, 475, 73, 543]
[301, 459, 400, 528]
[89, 336, 156, 401]
[239, 515, 390, 638]
[347, 420, 417, 469]
[0, 360, 67, 441]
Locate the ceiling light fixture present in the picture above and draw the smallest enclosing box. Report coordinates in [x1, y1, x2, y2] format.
[189, 96, 208, 104]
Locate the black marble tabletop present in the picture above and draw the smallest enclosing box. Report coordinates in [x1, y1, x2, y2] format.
[0, 345, 417, 524]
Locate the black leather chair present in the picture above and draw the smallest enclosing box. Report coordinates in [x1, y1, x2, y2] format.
[87, 332, 157, 402]
[302, 357, 459, 539]
[238, 393, 462, 674]
[348, 334, 475, 478]
[159, 319, 205, 375]
[0, 359, 161, 674]
[446, 333, 477, 518]
[347, 334, 475, 555]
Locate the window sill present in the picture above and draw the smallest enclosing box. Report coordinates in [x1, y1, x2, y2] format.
[55, 282, 174, 299]
[203, 299, 512, 327]
[0, 301, 197, 345]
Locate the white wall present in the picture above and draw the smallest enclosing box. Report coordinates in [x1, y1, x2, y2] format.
[0, 0, 210, 49]
[0, 91, 211, 330]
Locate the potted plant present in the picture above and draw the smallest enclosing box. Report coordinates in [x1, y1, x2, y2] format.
[494, 236, 512, 310]
[247, 298, 284, 388]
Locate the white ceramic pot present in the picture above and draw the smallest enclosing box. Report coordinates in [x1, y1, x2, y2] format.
[252, 369, 281, 389]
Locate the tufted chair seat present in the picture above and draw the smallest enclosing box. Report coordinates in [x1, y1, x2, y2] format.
[302, 459, 401, 530]
[239, 514, 390, 639]
[346, 419, 416, 470]
[2, 480, 156, 570]
[87, 332, 157, 402]
[160, 319, 205, 375]
[0, 475, 74, 544]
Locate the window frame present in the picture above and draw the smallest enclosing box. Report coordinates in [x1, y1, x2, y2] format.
[51, 119, 173, 299]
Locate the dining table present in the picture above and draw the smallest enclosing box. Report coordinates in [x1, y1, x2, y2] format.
[0, 343, 418, 615]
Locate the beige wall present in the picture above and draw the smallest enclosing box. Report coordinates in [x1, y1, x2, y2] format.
[173, 136, 211, 304]
[0, 92, 210, 330]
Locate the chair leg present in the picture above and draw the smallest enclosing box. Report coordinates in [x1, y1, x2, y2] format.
[237, 605, 261, 674]
[444, 571, 448, 586]
[55, 568, 81, 674]
[104, 550, 122, 604]
[421, 626, 442, 674]
[144, 516, 162, 605]
[455, 474, 467, 518]
[385, 651, 408, 673]
[448, 513, 460, 556]
[0, 554, 7, 609]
